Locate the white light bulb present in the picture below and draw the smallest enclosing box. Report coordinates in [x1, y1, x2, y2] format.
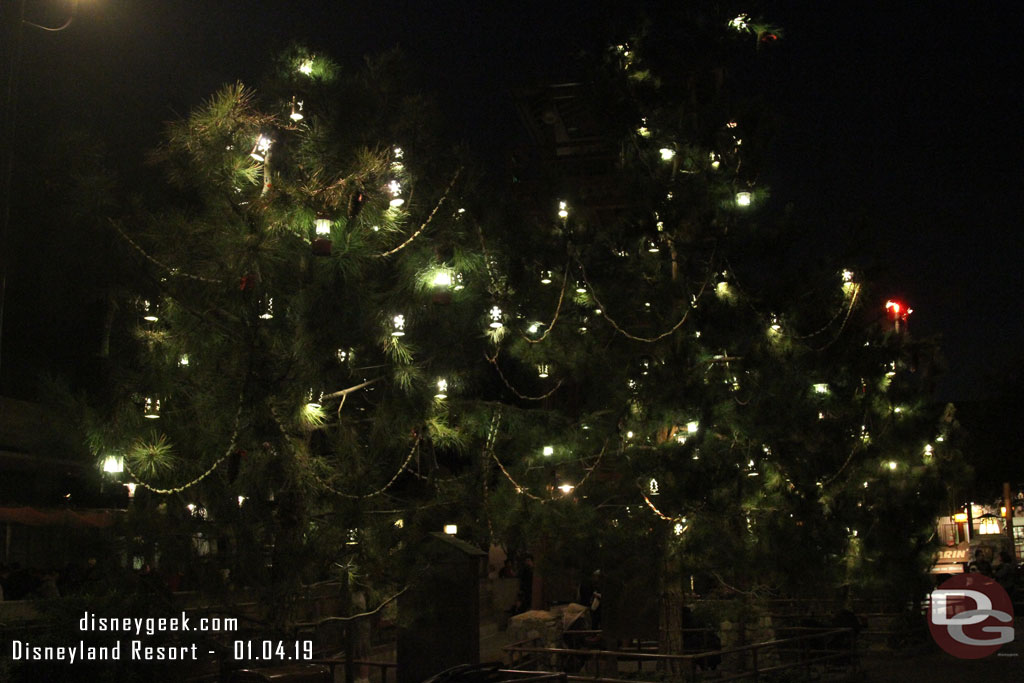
[659, 148, 676, 161]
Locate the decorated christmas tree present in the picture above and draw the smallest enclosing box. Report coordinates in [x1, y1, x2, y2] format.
[77, 9, 960, 647]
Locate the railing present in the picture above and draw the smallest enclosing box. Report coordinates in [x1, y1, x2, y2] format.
[503, 627, 857, 682]
[310, 658, 398, 683]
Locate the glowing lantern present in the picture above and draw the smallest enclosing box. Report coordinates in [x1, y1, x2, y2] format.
[143, 397, 161, 419]
[557, 201, 569, 219]
[558, 483, 575, 494]
[735, 191, 752, 207]
[542, 445, 554, 457]
[298, 59, 313, 75]
[289, 97, 304, 121]
[250, 135, 272, 162]
[659, 147, 676, 161]
[443, 524, 458, 535]
[391, 314, 406, 337]
[488, 306, 504, 329]
[102, 455, 124, 474]
[435, 378, 448, 399]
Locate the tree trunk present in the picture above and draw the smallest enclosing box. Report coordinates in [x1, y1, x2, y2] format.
[659, 544, 685, 676]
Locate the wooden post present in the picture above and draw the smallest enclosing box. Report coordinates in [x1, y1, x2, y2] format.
[1004, 482, 1014, 548]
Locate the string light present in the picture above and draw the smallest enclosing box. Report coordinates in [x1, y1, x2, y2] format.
[542, 445, 554, 457]
[391, 314, 406, 337]
[659, 147, 676, 161]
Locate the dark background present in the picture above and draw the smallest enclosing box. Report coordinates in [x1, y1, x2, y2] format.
[3, 0, 1021, 411]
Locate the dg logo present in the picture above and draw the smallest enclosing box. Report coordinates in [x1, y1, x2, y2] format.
[928, 574, 1015, 659]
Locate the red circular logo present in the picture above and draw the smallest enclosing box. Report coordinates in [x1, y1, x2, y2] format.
[928, 574, 1014, 659]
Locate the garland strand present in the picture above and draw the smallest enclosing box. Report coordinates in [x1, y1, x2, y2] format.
[519, 262, 570, 344]
[579, 262, 708, 343]
[376, 168, 462, 258]
[125, 394, 245, 494]
[109, 219, 223, 284]
[486, 350, 563, 401]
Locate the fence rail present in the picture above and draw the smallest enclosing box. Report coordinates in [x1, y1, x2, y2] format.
[504, 627, 857, 682]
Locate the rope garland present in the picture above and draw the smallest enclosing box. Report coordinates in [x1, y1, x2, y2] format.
[109, 219, 223, 284]
[486, 350, 563, 401]
[579, 262, 708, 343]
[376, 168, 462, 258]
[125, 393, 245, 494]
[322, 437, 422, 499]
[519, 263, 570, 344]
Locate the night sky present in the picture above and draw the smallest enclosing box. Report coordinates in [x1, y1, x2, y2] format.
[4, 0, 1021, 402]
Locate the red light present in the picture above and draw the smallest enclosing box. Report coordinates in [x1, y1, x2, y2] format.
[885, 300, 913, 321]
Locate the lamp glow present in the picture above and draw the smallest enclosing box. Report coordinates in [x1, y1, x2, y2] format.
[144, 397, 161, 419]
[314, 218, 331, 236]
[558, 483, 575, 494]
[391, 314, 406, 336]
[558, 201, 569, 219]
[102, 455, 123, 474]
[659, 147, 676, 161]
[432, 269, 452, 288]
[250, 135, 272, 162]
[435, 378, 448, 399]
[735, 191, 752, 207]
[488, 306, 504, 329]
[443, 524, 458, 535]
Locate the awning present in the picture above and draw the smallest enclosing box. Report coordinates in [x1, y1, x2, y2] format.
[0, 506, 121, 528]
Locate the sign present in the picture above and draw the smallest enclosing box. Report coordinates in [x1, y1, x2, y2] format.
[927, 574, 1014, 659]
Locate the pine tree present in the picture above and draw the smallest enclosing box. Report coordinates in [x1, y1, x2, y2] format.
[80, 8, 960, 647]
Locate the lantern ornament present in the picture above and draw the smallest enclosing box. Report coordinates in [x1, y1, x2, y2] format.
[540, 269, 553, 285]
[709, 151, 721, 170]
[659, 147, 676, 161]
[178, 354, 190, 367]
[250, 135, 272, 162]
[298, 58, 314, 75]
[542, 445, 554, 457]
[735, 191, 752, 207]
[558, 483, 575, 495]
[435, 378, 448, 399]
[102, 454, 124, 474]
[537, 364, 550, 379]
[143, 397, 161, 419]
[649, 478, 659, 496]
[289, 97, 304, 121]
[306, 389, 322, 410]
[432, 268, 453, 288]
[391, 314, 406, 337]
[488, 306, 504, 329]
[443, 524, 458, 535]
[312, 216, 332, 256]
[729, 14, 750, 31]
[387, 180, 404, 207]
[259, 297, 274, 320]
[140, 299, 159, 322]
[812, 383, 830, 395]
[557, 201, 569, 219]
